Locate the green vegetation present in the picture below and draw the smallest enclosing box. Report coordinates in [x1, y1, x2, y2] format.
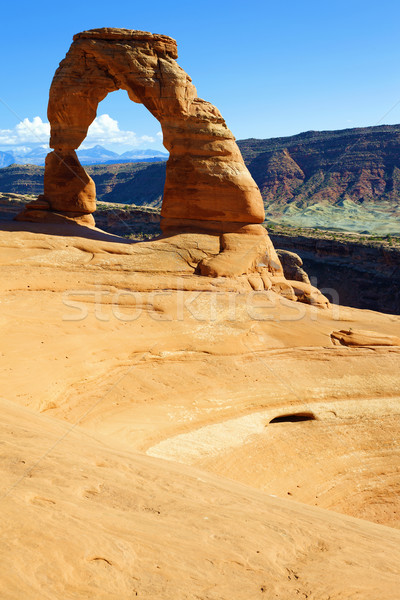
[264, 221, 400, 249]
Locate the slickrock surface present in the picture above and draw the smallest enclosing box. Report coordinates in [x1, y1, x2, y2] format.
[1, 395, 400, 600]
[1, 222, 400, 564]
[331, 328, 400, 347]
[1, 223, 400, 596]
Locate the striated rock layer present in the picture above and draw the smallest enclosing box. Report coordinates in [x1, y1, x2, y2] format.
[238, 125, 400, 210]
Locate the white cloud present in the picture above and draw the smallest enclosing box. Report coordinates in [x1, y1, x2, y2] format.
[0, 114, 158, 151]
[0, 129, 15, 146]
[0, 116, 50, 147]
[140, 135, 156, 143]
[82, 114, 155, 148]
[16, 117, 50, 142]
[86, 114, 120, 139]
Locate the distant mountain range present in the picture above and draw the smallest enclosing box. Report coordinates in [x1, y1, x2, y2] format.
[0, 151, 15, 168]
[1, 124, 400, 233]
[0, 144, 168, 167]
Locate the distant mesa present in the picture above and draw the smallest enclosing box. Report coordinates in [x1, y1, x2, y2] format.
[6, 121, 400, 234]
[237, 124, 400, 229]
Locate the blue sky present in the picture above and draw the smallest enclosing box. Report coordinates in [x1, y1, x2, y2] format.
[1, 0, 400, 153]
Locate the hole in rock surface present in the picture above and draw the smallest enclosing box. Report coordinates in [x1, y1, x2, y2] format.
[269, 412, 317, 424]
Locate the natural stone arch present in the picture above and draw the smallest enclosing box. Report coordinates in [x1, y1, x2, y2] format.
[22, 28, 265, 227]
[17, 28, 285, 278]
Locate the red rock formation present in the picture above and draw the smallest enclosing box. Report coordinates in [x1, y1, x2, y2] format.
[19, 29, 263, 225]
[16, 28, 288, 279]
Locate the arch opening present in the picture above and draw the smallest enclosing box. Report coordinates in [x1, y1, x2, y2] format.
[78, 89, 167, 158]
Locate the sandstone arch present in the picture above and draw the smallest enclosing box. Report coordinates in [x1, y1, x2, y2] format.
[17, 28, 284, 278]
[20, 28, 265, 227]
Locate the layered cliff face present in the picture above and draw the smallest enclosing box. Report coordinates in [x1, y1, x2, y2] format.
[269, 232, 400, 314]
[238, 125, 400, 218]
[0, 163, 165, 207]
[0, 164, 45, 196]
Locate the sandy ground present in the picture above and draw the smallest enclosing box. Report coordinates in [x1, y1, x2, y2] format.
[1, 221, 400, 598]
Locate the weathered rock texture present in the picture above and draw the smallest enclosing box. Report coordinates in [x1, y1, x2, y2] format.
[331, 329, 400, 347]
[276, 249, 310, 284]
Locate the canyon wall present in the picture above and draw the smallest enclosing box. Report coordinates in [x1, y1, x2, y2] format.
[269, 233, 400, 314]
